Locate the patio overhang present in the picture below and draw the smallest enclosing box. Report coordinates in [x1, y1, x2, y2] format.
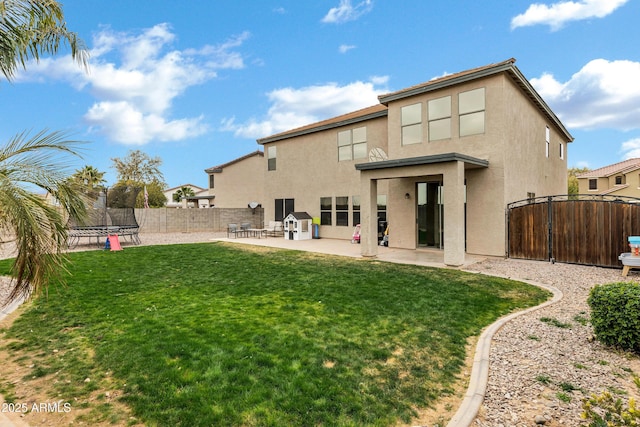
[355, 152, 489, 172]
[356, 153, 487, 267]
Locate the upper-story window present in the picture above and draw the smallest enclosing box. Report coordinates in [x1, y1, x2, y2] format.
[208, 175, 214, 189]
[559, 141, 564, 160]
[428, 96, 451, 141]
[401, 103, 422, 145]
[615, 175, 624, 185]
[589, 179, 597, 190]
[459, 88, 485, 137]
[267, 146, 276, 171]
[337, 126, 367, 161]
[545, 126, 550, 158]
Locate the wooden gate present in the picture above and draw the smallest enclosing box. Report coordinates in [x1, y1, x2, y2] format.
[507, 195, 640, 267]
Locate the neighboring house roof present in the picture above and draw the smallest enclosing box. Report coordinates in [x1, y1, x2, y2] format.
[256, 58, 573, 145]
[204, 150, 264, 173]
[257, 104, 388, 144]
[598, 184, 630, 195]
[577, 158, 640, 178]
[378, 58, 573, 143]
[164, 183, 206, 193]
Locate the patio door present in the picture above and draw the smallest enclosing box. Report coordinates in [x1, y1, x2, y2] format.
[417, 182, 443, 248]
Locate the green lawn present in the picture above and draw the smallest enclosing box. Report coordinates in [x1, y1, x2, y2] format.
[0, 242, 549, 426]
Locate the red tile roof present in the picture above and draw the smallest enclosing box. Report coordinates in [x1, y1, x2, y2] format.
[257, 104, 387, 144]
[577, 158, 640, 178]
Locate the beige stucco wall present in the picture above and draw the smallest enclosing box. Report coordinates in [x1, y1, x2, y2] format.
[207, 154, 265, 209]
[261, 115, 389, 240]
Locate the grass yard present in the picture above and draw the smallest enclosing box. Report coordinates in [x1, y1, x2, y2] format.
[0, 242, 550, 426]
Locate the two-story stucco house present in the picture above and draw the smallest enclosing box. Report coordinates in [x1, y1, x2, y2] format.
[257, 58, 573, 265]
[204, 150, 265, 208]
[576, 158, 640, 197]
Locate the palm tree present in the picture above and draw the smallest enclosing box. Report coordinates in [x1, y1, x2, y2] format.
[0, 0, 89, 80]
[0, 130, 87, 303]
[0, 1, 89, 304]
[70, 165, 106, 199]
[173, 186, 196, 203]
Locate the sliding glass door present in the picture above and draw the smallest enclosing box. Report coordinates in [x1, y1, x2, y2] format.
[417, 182, 443, 248]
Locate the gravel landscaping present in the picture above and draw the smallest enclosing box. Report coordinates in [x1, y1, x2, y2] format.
[465, 258, 640, 427]
[2, 233, 639, 426]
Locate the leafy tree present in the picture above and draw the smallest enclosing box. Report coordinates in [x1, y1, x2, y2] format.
[111, 150, 165, 186]
[111, 150, 167, 208]
[143, 181, 167, 208]
[568, 167, 590, 196]
[0, 1, 89, 304]
[173, 186, 196, 203]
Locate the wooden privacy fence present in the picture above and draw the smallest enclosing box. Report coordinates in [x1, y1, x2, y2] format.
[507, 195, 640, 267]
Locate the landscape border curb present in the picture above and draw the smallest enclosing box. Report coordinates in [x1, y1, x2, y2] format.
[446, 272, 563, 427]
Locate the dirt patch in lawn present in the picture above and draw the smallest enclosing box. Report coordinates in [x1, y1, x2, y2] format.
[0, 306, 141, 427]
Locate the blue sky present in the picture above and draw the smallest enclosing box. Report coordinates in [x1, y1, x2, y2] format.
[1, 0, 639, 189]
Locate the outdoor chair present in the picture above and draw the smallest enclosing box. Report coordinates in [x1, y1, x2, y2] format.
[227, 223, 243, 238]
[240, 223, 251, 236]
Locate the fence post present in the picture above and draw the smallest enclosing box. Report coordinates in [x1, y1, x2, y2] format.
[547, 196, 553, 262]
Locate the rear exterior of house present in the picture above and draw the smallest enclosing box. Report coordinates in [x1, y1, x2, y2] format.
[577, 158, 640, 197]
[257, 59, 573, 265]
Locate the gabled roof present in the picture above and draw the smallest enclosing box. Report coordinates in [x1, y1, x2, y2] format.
[577, 158, 640, 178]
[378, 58, 573, 143]
[164, 183, 206, 193]
[257, 104, 387, 145]
[256, 58, 573, 145]
[284, 212, 313, 220]
[205, 150, 264, 173]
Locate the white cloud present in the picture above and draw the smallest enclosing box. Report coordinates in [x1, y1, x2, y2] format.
[530, 59, 640, 131]
[15, 24, 250, 145]
[339, 44, 356, 54]
[322, 0, 373, 24]
[511, 0, 628, 31]
[620, 138, 640, 159]
[85, 102, 208, 145]
[223, 77, 389, 139]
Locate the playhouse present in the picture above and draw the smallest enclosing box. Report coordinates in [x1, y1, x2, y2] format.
[283, 212, 313, 240]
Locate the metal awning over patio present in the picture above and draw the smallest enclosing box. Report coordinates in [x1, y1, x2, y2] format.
[355, 152, 489, 172]
[355, 152, 489, 266]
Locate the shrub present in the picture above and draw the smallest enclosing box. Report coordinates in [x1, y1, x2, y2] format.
[581, 383, 640, 426]
[588, 282, 640, 354]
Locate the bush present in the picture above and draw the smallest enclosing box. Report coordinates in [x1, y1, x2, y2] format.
[587, 282, 640, 353]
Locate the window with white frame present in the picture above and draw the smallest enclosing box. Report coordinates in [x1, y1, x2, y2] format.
[559, 141, 564, 160]
[337, 127, 367, 161]
[545, 126, 550, 158]
[401, 103, 422, 145]
[267, 146, 277, 171]
[459, 88, 485, 137]
[428, 96, 451, 141]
